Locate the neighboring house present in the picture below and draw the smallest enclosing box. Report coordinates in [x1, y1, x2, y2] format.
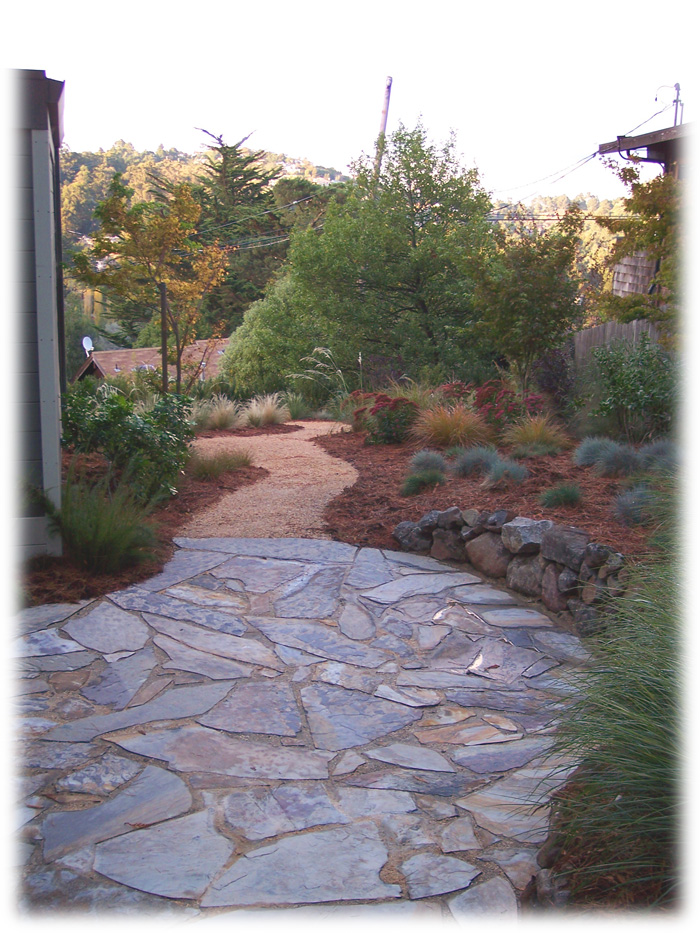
[16, 70, 66, 558]
[72, 338, 230, 386]
[597, 122, 689, 301]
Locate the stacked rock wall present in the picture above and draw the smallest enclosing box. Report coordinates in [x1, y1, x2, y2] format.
[393, 508, 628, 635]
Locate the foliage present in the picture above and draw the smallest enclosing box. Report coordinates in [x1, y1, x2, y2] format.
[410, 404, 493, 449]
[639, 438, 678, 475]
[539, 483, 583, 508]
[473, 379, 545, 433]
[400, 469, 446, 497]
[595, 164, 681, 340]
[593, 441, 642, 478]
[364, 395, 419, 445]
[501, 413, 571, 451]
[482, 457, 528, 487]
[572, 436, 618, 468]
[452, 446, 501, 477]
[33, 467, 158, 574]
[62, 385, 193, 500]
[72, 175, 228, 392]
[186, 448, 253, 480]
[590, 335, 676, 442]
[550, 508, 679, 903]
[289, 346, 352, 402]
[281, 391, 312, 420]
[613, 484, 654, 526]
[410, 449, 448, 473]
[243, 393, 290, 427]
[531, 345, 577, 416]
[471, 208, 584, 390]
[189, 395, 244, 432]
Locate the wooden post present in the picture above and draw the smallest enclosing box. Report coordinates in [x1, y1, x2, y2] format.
[373, 76, 393, 188]
[159, 281, 168, 394]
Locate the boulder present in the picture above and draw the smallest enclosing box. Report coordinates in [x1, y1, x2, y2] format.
[582, 542, 614, 570]
[465, 533, 512, 578]
[598, 552, 625, 579]
[542, 563, 570, 613]
[431, 529, 466, 562]
[541, 525, 590, 572]
[416, 510, 442, 534]
[557, 567, 579, 594]
[436, 507, 465, 530]
[393, 522, 431, 553]
[484, 509, 517, 531]
[506, 554, 546, 597]
[501, 517, 553, 555]
[567, 599, 605, 636]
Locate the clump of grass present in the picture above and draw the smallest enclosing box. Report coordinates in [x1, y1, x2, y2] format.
[400, 469, 446, 497]
[244, 393, 291, 426]
[410, 449, 447, 473]
[35, 471, 158, 574]
[572, 436, 618, 467]
[594, 441, 642, 477]
[639, 438, 678, 475]
[452, 445, 500, 478]
[189, 395, 244, 432]
[539, 483, 583, 508]
[512, 441, 562, 459]
[482, 457, 528, 487]
[282, 390, 311, 420]
[410, 404, 494, 449]
[501, 413, 571, 451]
[614, 484, 654, 526]
[186, 448, 253, 480]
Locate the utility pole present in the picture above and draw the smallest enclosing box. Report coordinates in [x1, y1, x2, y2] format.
[373, 76, 393, 187]
[673, 82, 682, 126]
[159, 282, 168, 394]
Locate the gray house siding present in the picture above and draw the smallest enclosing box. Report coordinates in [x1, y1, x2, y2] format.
[15, 70, 65, 557]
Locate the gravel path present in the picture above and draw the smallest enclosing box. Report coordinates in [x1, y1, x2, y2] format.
[181, 421, 358, 539]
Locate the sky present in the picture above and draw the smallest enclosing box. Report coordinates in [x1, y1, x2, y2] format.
[3, 0, 695, 203]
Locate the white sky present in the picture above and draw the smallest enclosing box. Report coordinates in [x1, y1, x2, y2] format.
[3, 0, 695, 202]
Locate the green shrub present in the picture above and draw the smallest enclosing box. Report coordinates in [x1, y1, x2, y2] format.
[594, 441, 642, 478]
[572, 436, 618, 467]
[410, 449, 447, 473]
[410, 403, 493, 448]
[400, 469, 446, 496]
[539, 483, 582, 508]
[452, 445, 500, 477]
[591, 334, 677, 442]
[35, 471, 158, 574]
[365, 394, 419, 444]
[186, 448, 253, 480]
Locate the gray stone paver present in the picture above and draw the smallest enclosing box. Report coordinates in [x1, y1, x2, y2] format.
[17, 536, 583, 917]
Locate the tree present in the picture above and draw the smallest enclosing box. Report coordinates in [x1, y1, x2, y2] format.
[281, 122, 494, 380]
[595, 162, 681, 341]
[471, 208, 584, 392]
[72, 175, 227, 393]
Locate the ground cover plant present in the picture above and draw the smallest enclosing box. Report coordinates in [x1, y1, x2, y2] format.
[539, 483, 583, 508]
[186, 448, 253, 481]
[400, 468, 446, 497]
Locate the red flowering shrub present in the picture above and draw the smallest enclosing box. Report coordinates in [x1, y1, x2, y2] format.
[473, 380, 545, 433]
[365, 394, 419, 444]
[436, 381, 475, 402]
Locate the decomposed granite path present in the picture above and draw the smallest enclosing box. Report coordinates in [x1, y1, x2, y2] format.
[15, 536, 587, 920]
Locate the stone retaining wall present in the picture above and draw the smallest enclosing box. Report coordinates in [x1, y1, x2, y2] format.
[393, 508, 628, 636]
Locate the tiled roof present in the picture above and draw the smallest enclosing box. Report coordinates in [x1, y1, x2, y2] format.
[72, 338, 230, 384]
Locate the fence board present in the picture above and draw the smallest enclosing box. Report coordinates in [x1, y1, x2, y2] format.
[573, 319, 659, 369]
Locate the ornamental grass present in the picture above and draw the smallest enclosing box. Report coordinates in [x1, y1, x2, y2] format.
[410, 403, 494, 449]
[244, 392, 291, 426]
[400, 469, 446, 497]
[186, 448, 253, 480]
[501, 413, 571, 451]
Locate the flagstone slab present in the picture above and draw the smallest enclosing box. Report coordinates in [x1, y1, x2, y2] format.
[111, 724, 334, 779]
[252, 619, 390, 669]
[314, 661, 380, 694]
[273, 567, 346, 618]
[301, 683, 422, 750]
[397, 671, 486, 690]
[371, 633, 414, 658]
[362, 572, 481, 604]
[365, 743, 456, 772]
[480, 608, 553, 628]
[23, 740, 100, 771]
[144, 614, 283, 669]
[55, 753, 143, 795]
[530, 629, 591, 663]
[478, 846, 539, 889]
[381, 550, 461, 572]
[222, 787, 296, 839]
[444, 687, 547, 712]
[15, 601, 94, 634]
[94, 809, 233, 899]
[63, 604, 149, 654]
[274, 644, 322, 667]
[40, 766, 191, 861]
[273, 783, 348, 828]
[439, 817, 480, 852]
[345, 769, 488, 798]
[467, 640, 544, 684]
[17, 629, 85, 658]
[137, 547, 233, 591]
[338, 602, 376, 640]
[401, 852, 481, 898]
[80, 647, 157, 709]
[110, 589, 247, 635]
[378, 813, 435, 846]
[19, 651, 99, 673]
[332, 750, 365, 775]
[448, 876, 518, 918]
[163, 583, 248, 612]
[414, 720, 521, 746]
[345, 548, 396, 588]
[415, 624, 451, 650]
[197, 681, 301, 736]
[201, 822, 399, 907]
[449, 585, 517, 605]
[174, 536, 357, 563]
[43, 681, 236, 742]
[373, 685, 442, 707]
[154, 634, 253, 680]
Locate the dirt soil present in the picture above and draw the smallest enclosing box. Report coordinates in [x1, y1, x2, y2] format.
[20, 422, 653, 608]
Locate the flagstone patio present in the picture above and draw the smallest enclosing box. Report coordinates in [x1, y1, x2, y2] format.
[16, 537, 585, 919]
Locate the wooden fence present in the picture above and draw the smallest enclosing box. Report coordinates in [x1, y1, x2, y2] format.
[573, 319, 660, 370]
